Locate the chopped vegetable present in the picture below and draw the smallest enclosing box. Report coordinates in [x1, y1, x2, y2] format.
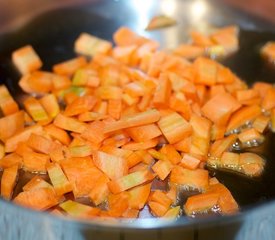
[146, 15, 177, 31]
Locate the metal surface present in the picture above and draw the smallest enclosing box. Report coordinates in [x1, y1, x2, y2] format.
[0, 0, 275, 239]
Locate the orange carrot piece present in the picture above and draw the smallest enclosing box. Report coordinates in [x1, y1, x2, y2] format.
[104, 109, 161, 133]
[226, 105, 262, 133]
[122, 138, 158, 151]
[150, 190, 172, 209]
[252, 115, 270, 133]
[158, 112, 192, 144]
[126, 123, 162, 142]
[52, 75, 71, 91]
[162, 206, 181, 218]
[148, 201, 169, 217]
[209, 85, 226, 99]
[23, 150, 50, 173]
[5, 124, 43, 152]
[108, 99, 122, 120]
[160, 144, 181, 165]
[262, 88, 275, 111]
[0, 85, 19, 116]
[153, 73, 172, 108]
[24, 96, 49, 122]
[0, 111, 24, 142]
[170, 166, 209, 190]
[61, 156, 104, 198]
[253, 82, 273, 99]
[210, 134, 238, 158]
[12, 45, 42, 75]
[261, 41, 275, 62]
[96, 86, 123, 100]
[126, 152, 144, 168]
[53, 56, 87, 76]
[202, 93, 241, 126]
[92, 151, 128, 180]
[194, 57, 217, 86]
[236, 89, 259, 102]
[0, 153, 22, 169]
[271, 108, 275, 132]
[108, 170, 154, 194]
[44, 124, 71, 145]
[184, 192, 220, 215]
[239, 152, 265, 177]
[14, 188, 59, 210]
[53, 114, 87, 133]
[173, 137, 191, 152]
[64, 96, 97, 117]
[1, 164, 18, 200]
[166, 184, 177, 204]
[74, 33, 112, 57]
[112, 45, 137, 65]
[174, 44, 205, 59]
[72, 68, 100, 87]
[152, 160, 173, 180]
[238, 128, 264, 144]
[81, 120, 108, 144]
[122, 208, 139, 218]
[39, 94, 60, 118]
[108, 192, 130, 217]
[190, 31, 213, 47]
[210, 124, 226, 141]
[0, 143, 4, 159]
[27, 133, 55, 154]
[128, 183, 151, 209]
[180, 154, 201, 170]
[47, 163, 73, 196]
[89, 174, 110, 205]
[23, 176, 53, 192]
[113, 27, 147, 46]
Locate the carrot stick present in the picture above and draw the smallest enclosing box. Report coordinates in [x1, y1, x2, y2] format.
[0, 85, 19, 116]
[1, 164, 18, 200]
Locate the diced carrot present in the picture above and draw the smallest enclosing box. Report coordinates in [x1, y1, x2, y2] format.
[158, 112, 192, 144]
[27, 133, 55, 154]
[122, 138, 158, 151]
[24, 96, 49, 123]
[128, 183, 151, 209]
[50, 145, 69, 163]
[23, 150, 49, 173]
[194, 57, 217, 86]
[0, 153, 22, 169]
[60, 200, 100, 218]
[61, 156, 104, 197]
[184, 192, 220, 215]
[166, 184, 177, 204]
[261, 41, 275, 62]
[74, 33, 112, 57]
[210, 124, 226, 141]
[173, 137, 191, 153]
[126, 152, 144, 168]
[1, 164, 18, 200]
[162, 206, 181, 218]
[23, 176, 53, 191]
[170, 166, 209, 190]
[252, 115, 270, 133]
[69, 144, 93, 157]
[113, 27, 147, 46]
[174, 44, 205, 59]
[262, 88, 275, 111]
[112, 45, 137, 65]
[0, 85, 19, 116]
[108, 192, 129, 217]
[92, 151, 128, 180]
[126, 123, 162, 142]
[47, 163, 72, 196]
[72, 68, 100, 87]
[209, 177, 219, 185]
[239, 152, 265, 177]
[190, 31, 213, 47]
[89, 174, 110, 205]
[12, 45, 42, 75]
[238, 128, 264, 144]
[148, 201, 169, 217]
[53, 114, 87, 133]
[0, 111, 24, 142]
[226, 105, 262, 133]
[64, 96, 97, 117]
[180, 154, 201, 170]
[53, 56, 87, 76]
[39, 94, 60, 118]
[108, 170, 154, 194]
[210, 85, 226, 99]
[150, 190, 172, 209]
[145, 15, 176, 30]
[104, 109, 161, 133]
[210, 134, 238, 158]
[14, 188, 59, 210]
[236, 89, 259, 102]
[148, 149, 168, 161]
[44, 124, 71, 145]
[159, 144, 181, 165]
[81, 121, 108, 144]
[5, 124, 43, 152]
[108, 99, 122, 120]
[52, 75, 71, 91]
[221, 152, 239, 166]
[152, 160, 173, 180]
[96, 86, 122, 100]
[253, 82, 273, 99]
[202, 93, 241, 126]
[122, 208, 139, 218]
[208, 183, 238, 214]
[153, 73, 172, 108]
